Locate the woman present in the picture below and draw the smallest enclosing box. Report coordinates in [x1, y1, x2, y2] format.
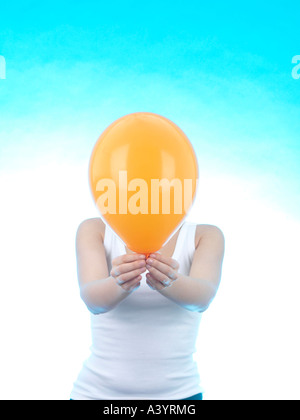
[70, 217, 225, 400]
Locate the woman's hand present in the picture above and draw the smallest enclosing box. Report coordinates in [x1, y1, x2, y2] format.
[110, 253, 147, 292]
[145, 252, 180, 291]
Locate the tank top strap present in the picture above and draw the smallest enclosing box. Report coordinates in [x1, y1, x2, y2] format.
[103, 222, 113, 255]
[172, 221, 190, 260]
[186, 222, 197, 265]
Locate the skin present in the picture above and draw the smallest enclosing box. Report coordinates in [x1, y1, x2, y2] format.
[76, 218, 225, 314]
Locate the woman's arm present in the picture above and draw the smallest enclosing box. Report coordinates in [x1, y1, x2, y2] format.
[76, 219, 146, 314]
[145, 225, 225, 312]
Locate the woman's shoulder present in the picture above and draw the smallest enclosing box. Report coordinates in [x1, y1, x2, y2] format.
[77, 217, 105, 241]
[195, 223, 224, 248]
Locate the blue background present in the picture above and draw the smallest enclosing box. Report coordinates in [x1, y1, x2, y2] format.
[1, 0, 300, 217]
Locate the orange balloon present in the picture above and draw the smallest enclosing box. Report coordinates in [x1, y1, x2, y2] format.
[89, 112, 199, 256]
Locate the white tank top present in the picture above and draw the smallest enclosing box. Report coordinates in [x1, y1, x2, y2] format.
[70, 221, 204, 400]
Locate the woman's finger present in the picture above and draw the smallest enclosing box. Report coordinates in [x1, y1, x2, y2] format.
[120, 275, 142, 292]
[148, 252, 179, 270]
[146, 273, 170, 290]
[111, 253, 146, 268]
[113, 266, 146, 285]
[145, 257, 178, 281]
[110, 258, 146, 278]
